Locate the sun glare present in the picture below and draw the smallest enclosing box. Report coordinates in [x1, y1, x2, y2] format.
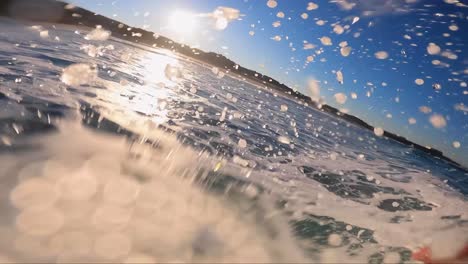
[168, 10, 197, 36]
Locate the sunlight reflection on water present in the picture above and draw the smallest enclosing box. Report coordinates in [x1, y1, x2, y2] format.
[96, 51, 181, 126]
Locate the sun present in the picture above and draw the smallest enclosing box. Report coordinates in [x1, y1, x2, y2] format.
[167, 10, 197, 37]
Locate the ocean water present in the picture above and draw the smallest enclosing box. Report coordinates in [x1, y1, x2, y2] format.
[0, 19, 467, 263]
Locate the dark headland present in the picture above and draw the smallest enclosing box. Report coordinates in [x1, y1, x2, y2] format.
[0, 0, 463, 167]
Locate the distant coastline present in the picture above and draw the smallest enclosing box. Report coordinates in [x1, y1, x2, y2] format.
[0, 0, 463, 168]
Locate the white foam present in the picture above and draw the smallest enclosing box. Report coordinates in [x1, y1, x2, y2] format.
[0, 122, 306, 262]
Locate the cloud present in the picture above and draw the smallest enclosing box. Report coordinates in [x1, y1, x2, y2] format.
[332, 0, 421, 16]
[199, 7, 241, 30]
[454, 103, 468, 113]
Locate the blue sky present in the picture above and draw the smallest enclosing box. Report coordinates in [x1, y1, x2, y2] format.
[69, 0, 467, 166]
